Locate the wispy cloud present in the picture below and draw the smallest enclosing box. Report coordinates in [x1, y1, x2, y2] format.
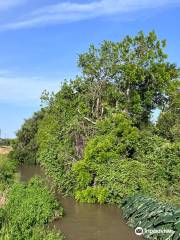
[0, 0, 26, 11]
[1, 0, 180, 30]
[0, 75, 61, 105]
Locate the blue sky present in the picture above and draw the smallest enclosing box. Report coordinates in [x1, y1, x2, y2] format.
[0, 0, 180, 138]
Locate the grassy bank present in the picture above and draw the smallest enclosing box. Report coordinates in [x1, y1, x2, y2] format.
[0, 153, 17, 192]
[0, 177, 64, 240]
[0, 153, 65, 240]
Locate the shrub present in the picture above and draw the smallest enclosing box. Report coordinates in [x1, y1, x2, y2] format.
[71, 114, 179, 204]
[0, 178, 64, 240]
[0, 154, 17, 190]
[96, 160, 152, 203]
[75, 186, 108, 204]
[72, 160, 93, 189]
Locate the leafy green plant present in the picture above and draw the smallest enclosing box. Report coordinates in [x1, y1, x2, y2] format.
[122, 195, 180, 240]
[75, 186, 108, 204]
[0, 154, 18, 190]
[96, 160, 152, 203]
[156, 81, 180, 142]
[10, 31, 179, 215]
[78, 31, 178, 125]
[0, 178, 64, 240]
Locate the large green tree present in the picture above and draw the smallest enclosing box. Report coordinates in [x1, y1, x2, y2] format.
[11, 31, 180, 207]
[156, 79, 180, 141]
[11, 110, 44, 164]
[78, 31, 178, 125]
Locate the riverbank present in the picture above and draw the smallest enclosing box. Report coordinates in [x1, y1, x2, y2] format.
[19, 164, 142, 240]
[18, 163, 180, 240]
[0, 152, 64, 240]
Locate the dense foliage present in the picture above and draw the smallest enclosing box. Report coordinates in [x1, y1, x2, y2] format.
[156, 82, 180, 142]
[0, 153, 64, 239]
[11, 111, 44, 164]
[10, 31, 180, 238]
[0, 178, 64, 240]
[78, 31, 177, 125]
[122, 195, 180, 240]
[11, 31, 179, 203]
[70, 115, 179, 204]
[0, 154, 18, 191]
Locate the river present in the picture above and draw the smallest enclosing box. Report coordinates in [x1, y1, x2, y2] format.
[19, 164, 142, 240]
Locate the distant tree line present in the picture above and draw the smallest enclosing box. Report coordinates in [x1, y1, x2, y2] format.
[0, 138, 11, 146]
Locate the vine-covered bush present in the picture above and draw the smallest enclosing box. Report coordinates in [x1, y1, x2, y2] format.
[10, 32, 179, 209]
[75, 186, 109, 204]
[122, 195, 180, 240]
[69, 113, 179, 204]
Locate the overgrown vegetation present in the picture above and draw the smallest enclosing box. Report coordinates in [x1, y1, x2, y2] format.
[0, 178, 64, 240]
[10, 111, 44, 164]
[0, 154, 64, 239]
[0, 154, 18, 191]
[11, 31, 180, 239]
[156, 81, 180, 142]
[71, 115, 179, 205]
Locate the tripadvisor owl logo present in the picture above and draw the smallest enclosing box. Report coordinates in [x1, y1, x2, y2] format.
[135, 227, 144, 236]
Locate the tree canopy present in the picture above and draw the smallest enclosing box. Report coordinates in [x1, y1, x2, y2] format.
[11, 31, 180, 206]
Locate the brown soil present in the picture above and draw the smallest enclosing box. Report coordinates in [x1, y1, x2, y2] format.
[0, 196, 5, 207]
[0, 146, 12, 154]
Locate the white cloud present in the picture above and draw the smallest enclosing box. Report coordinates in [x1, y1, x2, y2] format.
[0, 75, 61, 105]
[0, 0, 26, 11]
[1, 0, 180, 30]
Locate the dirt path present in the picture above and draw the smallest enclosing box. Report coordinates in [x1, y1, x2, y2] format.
[0, 146, 12, 207]
[0, 196, 5, 208]
[0, 146, 12, 154]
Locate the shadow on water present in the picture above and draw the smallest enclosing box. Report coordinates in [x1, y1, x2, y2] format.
[19, 164, 143, 240]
